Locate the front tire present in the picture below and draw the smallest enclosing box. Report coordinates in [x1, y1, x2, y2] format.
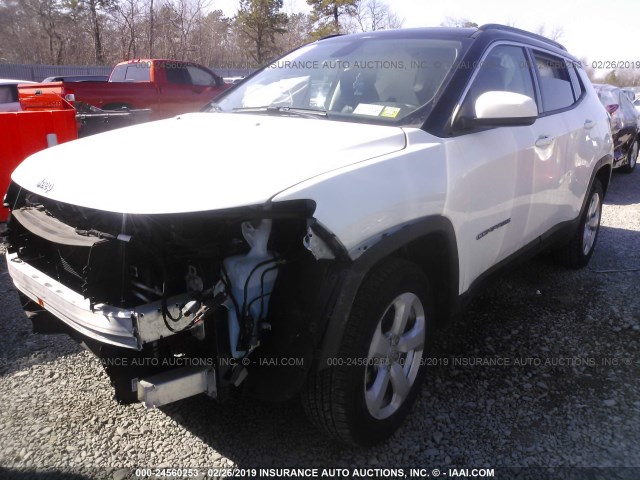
[302, 258, 433, 445]
[554, 178, 603, 268]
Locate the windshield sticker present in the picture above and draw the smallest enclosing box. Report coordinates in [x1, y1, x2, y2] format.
[353, 103, 384, 116]
[380, 106, 401, 118]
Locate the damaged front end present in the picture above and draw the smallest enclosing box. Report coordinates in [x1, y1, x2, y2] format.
[4, 183, 335, 405]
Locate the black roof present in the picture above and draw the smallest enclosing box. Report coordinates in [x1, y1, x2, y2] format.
[478, 24, 566, 51]
[319, 27, 477, 41]
[318, 23, 575, 61]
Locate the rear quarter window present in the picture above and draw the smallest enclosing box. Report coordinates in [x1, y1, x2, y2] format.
[567, 64, 584, 102]
[110, 64, 151, 82]
[0, 85, 18, 103]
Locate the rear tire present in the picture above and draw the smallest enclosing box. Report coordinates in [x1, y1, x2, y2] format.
[301, 258, 433, 445]
[554, 178, 603, 268]
[621, 140, 638, 173]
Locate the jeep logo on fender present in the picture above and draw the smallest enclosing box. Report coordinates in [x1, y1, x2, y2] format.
[36, 179, 54, 193]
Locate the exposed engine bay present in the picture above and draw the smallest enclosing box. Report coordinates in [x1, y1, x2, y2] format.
[4, 184, 337, 404]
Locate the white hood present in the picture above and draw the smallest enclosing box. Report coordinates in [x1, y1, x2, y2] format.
[11, 113, 406, 214]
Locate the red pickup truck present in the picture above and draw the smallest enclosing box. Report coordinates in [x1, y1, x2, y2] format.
[19, 59, 229, 121]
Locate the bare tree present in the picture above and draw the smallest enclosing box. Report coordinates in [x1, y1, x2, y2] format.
[148, 0, 154, 57]
[440, 16, 477, 28]
[534, 24, 563, 42]
[0, 0, 327, 68]
[24, 0, 68, 64]
[165, 0, 209, 60]
[66, 0, 114, 64]
[347, 0, 402, 32]
[89, 0, 103, 62]
[112, 0, 141, 59]
[190, 9, 231, 66]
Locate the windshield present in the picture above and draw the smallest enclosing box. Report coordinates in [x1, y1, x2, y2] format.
[209, 36, 464, 126]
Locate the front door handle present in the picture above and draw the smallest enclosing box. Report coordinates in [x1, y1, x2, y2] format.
[584, 119, 596, 130]
[535, 135, 554, 148]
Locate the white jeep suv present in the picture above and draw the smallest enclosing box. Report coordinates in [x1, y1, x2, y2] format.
[4, 24, 612, 445]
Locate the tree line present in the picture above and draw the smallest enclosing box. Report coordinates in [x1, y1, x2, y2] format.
[0, 0, 402, 68]
[3, 1, 636, 86]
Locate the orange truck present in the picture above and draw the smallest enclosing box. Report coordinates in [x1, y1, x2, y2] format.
[19, 59, 229, 122]
[0, 109, 77, 221]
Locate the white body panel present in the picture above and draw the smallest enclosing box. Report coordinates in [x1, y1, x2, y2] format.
[274, 100, 610, 293]
[273, 128, 447, 258]
[11, 112, 406, 214]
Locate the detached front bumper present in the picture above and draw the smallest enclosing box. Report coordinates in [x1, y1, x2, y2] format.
[6, 252, 192, 350]
[7, 251, 139, 349]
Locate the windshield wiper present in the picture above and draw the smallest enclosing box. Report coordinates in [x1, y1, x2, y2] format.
[203, 102, 222, 112]
[232, 106, 327, 119]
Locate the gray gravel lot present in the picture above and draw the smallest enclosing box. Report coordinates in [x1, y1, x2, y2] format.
[0, 170, 639, 480]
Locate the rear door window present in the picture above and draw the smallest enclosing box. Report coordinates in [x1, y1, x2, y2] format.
[186, 66, 217, 86]
[533, 52, 575, 112]
[165, 66, 191, 85]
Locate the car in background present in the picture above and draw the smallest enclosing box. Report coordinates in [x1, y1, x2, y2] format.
[593, 84, 639, 173]
[621, 87, 640, 117]
[41, 75, 109, 83]
[223, 76, 245, 85]
[19, 59, 229, 121]
[632, 97, 640, 117]
[0, 78, 36, 112]
[621, 87, 637, 102]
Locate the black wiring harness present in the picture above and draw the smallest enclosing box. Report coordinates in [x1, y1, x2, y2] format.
[158, 257, 284, 341]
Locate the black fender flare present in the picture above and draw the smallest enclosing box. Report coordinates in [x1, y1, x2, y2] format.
[316, 215, 459, 369]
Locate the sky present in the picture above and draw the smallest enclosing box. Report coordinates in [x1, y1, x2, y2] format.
[212, 0, 638, 76]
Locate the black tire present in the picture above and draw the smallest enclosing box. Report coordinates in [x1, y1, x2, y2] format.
[621, 140, 638, 173]
[554, 178, 603, 269]
[301, 258, 433, 445]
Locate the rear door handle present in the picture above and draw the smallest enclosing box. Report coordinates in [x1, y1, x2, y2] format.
[584, 119, 596, 130]
[535, 135, 554, 148]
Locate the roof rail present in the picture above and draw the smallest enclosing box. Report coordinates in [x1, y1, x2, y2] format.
[319, 33, 344, 41]
[478, 24, 567, 51]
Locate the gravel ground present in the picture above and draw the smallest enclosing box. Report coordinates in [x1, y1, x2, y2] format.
[0, 170, 639, 480]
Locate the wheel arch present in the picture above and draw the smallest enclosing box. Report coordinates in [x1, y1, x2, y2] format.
[593, 153, 613, 197]
[316, 215, 460, 370]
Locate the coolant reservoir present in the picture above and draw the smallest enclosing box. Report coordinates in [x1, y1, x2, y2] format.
[223, 219, 278, 357]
